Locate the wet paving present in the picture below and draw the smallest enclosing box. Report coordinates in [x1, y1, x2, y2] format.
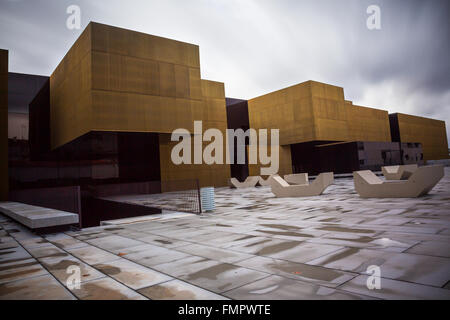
[0, 168, 450, 299]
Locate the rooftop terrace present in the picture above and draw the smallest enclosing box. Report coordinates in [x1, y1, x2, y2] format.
[1, 168, 449, 299]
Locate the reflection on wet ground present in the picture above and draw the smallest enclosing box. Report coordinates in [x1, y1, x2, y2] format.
[0, 168, 450, 299]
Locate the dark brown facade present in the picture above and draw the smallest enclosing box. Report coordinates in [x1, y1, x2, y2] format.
[290, 140, 423, 175]
[389, 113, 448, 161]
[224, 98, 427, 176]
[8, 72, 48, 114]
[0, 50, 8, 201]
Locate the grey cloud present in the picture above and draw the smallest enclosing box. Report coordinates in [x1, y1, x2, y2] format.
[0, 0, 448, 144]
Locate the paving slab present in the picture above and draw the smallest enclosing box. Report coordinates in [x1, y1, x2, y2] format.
[69, 277, 147, 300]
[86, 235, 145, 253]
[338, 275, 450, 300]
[236, 255, 357, 288]
[67, 245, 121, 265]
[0, 274, 76, 300]
[19, 237, 51, 250]
[225, 238, 296, 255]
[307, 248, 394, 272]
[260, 241, 343, 263]
[39, 254, 105, 284]
[138, 234, 192, 249]
[405, 241, 450, 258]
[0, 257, 47, 284]
[223, 275, 373, 300]
[308, 247, 450, 287]
[123, 244, 192, 267]
[151, 256, 223, 278]
[26, 243, 69, 259]
[94, 258, 172, 290]
[46, 236, 89, 250]
[0, 245, 31, 263]
[138, 279, 228, 300]
[175, 243, 254, 264]
[180, 262, 269, 293]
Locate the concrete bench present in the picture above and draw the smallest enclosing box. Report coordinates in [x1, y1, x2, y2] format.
[0, 202, 79, 230]
[230, 176, 261, 188]
[382, 164, 418, 180]
[284, 173, 309, 185]
[270, 172, 334, 198]
[258, 175, 274, 186]
[354, 165, 444, 198]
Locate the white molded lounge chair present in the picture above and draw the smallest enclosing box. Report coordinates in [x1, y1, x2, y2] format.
[382, 164, 418, 180]
[284, 173, 308, 185]
[230, 176, 260, 188]
[354, 165, 444, 198]
[258, 175, 274, 186]
[270, 172, 334, 198]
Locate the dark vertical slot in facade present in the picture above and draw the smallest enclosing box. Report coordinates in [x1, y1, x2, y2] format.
[118, 132, 161, 183]
[290, 141, 336, 175]
[29, 79, 50, 160]
[226, 98, 250, 181]
[389, 113, 403, 164]
[316, 142, 360, 174]
[389, 113, 401, 143]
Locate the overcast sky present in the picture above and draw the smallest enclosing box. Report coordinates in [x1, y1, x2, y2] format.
[1, 0, 449, 144]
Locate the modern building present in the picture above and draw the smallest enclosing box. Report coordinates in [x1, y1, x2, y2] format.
[390, 113, 449, 161]
[12, 22, 231, 192]
[226, 80, 447, 177]
[1, 22, 449, 225]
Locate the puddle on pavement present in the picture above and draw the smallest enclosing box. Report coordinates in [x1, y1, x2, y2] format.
[186, 263, 237, 281]
[268, 261, 343, 282]
[260, 224, 302, 231]
[0, 260, 39, 272]
[95, 264, 121, 275]
[104, 228, 125, 232]
[328, 236, 374, 243]
[140, 284, 197, 299]
[45, 259, 81, 271]
[0, 267, 43, 281]
[0, 283, 28, 296]
[257, 230, 313, 238]
[319, 226, 375, 234]
[314, 248, 360, 266]
[256, 241, 301, 255]
[234, 235, 255, 242]
[74, 282, 132, 299]
[155, 239, 173, 245]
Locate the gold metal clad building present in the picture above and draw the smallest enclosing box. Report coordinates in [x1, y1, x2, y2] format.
[49, 22, 230, 188]
[247, 80, 405, 176]
[23, 22, 449, 191]
[390, 113, 449, 161]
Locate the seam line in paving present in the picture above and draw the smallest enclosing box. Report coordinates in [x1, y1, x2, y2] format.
[1, 228, 78, 300]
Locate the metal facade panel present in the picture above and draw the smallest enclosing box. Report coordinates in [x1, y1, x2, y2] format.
[50, 22, 205, 149]
[345, 103, 391, 142]
[0, 49, 7, 200]
[396, 113, 448, 161]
